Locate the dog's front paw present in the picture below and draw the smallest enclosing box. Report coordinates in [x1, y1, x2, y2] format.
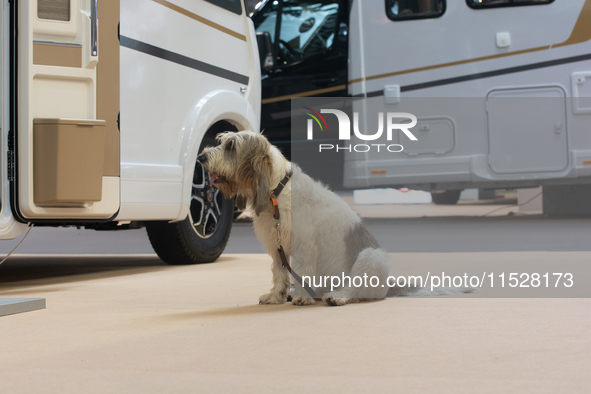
[291, 297, 316, 306]
[325, 296, 348, 306]
[259, 292, 285, 305]
[323, 292, 357, 306]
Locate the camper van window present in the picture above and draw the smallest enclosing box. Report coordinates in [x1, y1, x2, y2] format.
[467, 0, 554, 9]
[254, 1, 340, 66]
[386, 0, 445, 21]
[38, 0, 71, 21]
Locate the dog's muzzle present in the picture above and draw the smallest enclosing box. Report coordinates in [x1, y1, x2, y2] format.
[196, 153, 207, 164]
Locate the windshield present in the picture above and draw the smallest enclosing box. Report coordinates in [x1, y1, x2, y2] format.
[253, 0, 340, 64]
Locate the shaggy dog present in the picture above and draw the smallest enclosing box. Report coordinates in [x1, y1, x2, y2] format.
[200, 131, 467, 306]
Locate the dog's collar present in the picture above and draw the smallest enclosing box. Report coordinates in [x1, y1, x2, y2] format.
[272, 169, 292, 198]
[270, 169, 292, 221]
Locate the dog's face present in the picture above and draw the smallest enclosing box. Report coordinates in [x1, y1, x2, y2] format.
[200, 131, 274, 215]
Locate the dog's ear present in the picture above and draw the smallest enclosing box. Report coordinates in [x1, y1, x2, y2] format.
[249, 154, 273, 216]
[235, 194, 248, 210]
[225, 138, 235, 151]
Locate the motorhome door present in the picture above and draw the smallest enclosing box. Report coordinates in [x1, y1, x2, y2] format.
[252, 0, 348, 155]
[11, 0, 120, 221]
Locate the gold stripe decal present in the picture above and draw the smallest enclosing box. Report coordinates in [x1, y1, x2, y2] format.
[152, 0, 246, 41]
[350, 0, 591, 85]
[349, 46, 550, 84]
[553, 0, 591, 48]
[261, 84, 347, 104]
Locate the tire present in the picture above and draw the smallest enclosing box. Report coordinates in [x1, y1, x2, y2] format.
[146, 121, 238, 265]
[430, 190, 461, 205]
[146, 161, 235, 264]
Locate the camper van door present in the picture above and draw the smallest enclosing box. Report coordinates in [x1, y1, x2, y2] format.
[11, 0, 120, 222]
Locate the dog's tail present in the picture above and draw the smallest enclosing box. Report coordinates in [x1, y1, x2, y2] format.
[387, 285, 474, 297]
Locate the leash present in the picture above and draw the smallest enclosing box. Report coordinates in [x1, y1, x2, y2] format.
[270, 170, 317, 299]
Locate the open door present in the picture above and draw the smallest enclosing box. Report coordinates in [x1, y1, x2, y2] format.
[11, 0, 119, 221]
[252, 0, 349, 156]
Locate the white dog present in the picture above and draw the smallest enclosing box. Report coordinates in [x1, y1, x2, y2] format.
[200, 131, 468, 306]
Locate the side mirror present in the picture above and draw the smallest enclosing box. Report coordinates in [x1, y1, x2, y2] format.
[256, 31, 275, 73]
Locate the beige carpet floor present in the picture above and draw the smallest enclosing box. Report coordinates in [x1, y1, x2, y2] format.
[0, 253, 589, 393]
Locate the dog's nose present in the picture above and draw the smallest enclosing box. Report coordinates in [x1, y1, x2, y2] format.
[197, 153, 207, 164]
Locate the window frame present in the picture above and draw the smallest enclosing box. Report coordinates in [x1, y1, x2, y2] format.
[385, 0, 447, 22]
[466, 0, 554, 10]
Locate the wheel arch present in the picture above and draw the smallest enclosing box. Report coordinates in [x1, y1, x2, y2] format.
[176, 89, 258, 221]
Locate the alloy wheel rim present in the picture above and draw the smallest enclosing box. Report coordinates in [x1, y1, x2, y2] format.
[189, 163, 223, 239]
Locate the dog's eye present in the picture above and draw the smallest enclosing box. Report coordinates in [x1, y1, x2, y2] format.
[225, 140, 235, 151]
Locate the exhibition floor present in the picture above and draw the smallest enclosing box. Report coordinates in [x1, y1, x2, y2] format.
[1, 253, 589, 393]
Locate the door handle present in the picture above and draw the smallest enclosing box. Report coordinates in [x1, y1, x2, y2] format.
[90, 0, 98, 56]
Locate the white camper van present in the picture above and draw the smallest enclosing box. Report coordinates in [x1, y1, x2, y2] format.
[0, 0, 261, 263]
[252, 0, 591, 206]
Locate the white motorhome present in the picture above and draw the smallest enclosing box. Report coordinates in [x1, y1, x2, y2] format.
[0, 0, 261, 263]
[252, 0, 591, 206]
